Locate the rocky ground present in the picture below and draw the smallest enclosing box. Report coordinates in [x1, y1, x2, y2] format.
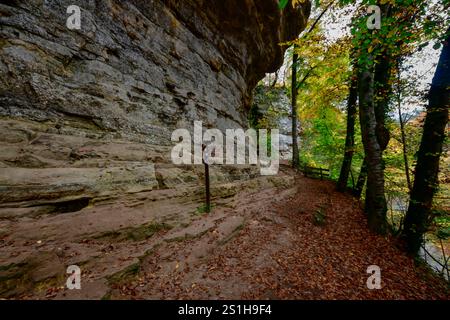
[0, 167, 448, 300]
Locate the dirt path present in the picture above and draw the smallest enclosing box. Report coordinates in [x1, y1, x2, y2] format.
[108, 175, 448, 300]
[1, 171, 448, 299]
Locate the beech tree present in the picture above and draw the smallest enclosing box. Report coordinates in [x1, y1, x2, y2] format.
[291, 51, 300, 168]
[337, 69, 358, 191]
[337, 65, 358, 192]
[282, 0, 337, 168]
[349, 0, 432, 233]
[352, 2, 394, 233]
[353, 157, 368, 198]
[402, 29, 450, 254]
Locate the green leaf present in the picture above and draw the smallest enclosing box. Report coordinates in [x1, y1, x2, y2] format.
[278, 0, 289, 10]
[433, 42, 442, 50]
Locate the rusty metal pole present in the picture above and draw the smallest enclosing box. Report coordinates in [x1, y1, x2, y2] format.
[202, 144, 211, 213]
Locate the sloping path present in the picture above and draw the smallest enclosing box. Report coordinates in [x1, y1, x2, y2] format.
[1, 172, 448, 299]
[109, 175, 449, 300]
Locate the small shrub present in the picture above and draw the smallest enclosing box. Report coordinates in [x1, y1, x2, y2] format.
[195, 204, 215, 215]
[313, 208, 327, 226]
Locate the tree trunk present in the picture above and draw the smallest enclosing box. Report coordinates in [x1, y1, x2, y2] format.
[288, 1, 336, 169]
[353, 157, 368, 198]
[373, 51, 392, 152]
[396, 61, 413, 192]
[398, 104, 412, 192]
[291, 51, 300, 168]
[372, 4, 393, 153]
[352, 2, 392, 233]
[402, 31, 450, 255]
[337, 74, 358, 191]
[358, 66, 388, 234]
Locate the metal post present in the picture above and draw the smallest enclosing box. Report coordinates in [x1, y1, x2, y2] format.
[202, 144, 211, 213]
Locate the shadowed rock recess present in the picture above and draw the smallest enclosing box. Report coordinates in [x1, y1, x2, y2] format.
[0, 0, 310, 214]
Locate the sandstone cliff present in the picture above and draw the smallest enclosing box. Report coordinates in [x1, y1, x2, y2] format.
[0, 0, 310, 215]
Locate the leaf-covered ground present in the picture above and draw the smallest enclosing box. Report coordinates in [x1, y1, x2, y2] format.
[3, 170, 447, 299]
[111, 174, 449, 300]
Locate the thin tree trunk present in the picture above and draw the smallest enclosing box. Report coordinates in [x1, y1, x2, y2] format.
[398, 105, 412, 191]
[289, 0, 337, 169]
[358, 66, 388, 234]
[349, 167, 355, 188]
[402, 31, 450, 255]
[337, 73, 358, 191]
[353, 157, 368, 198]
[291, 51, 300, 168]
[396, 61, 412, 191]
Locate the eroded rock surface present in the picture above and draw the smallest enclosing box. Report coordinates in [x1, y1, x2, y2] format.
[0, 1, 310, 297]
[252, 85, 299, 160]
[0, 0, 310, 210]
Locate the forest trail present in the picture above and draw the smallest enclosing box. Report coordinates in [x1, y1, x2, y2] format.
[1, 167, 448, 300]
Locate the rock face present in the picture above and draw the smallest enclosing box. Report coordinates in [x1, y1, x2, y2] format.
[0, 0, 310, 213]
[252, 85, 301, 161]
